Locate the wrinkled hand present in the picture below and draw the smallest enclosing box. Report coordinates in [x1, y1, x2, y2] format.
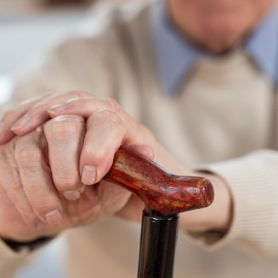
[0, 91, 232, 241]
[0, 90, 189, 175]
[0, 112, 155, 242]
[0, 91, 92, 144]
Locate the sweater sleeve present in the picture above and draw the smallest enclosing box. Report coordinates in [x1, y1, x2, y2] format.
[0, 240, 34, 278]
[190, 149, 278, 261]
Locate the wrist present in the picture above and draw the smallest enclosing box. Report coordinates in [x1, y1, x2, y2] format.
[179, 171, 233, 233]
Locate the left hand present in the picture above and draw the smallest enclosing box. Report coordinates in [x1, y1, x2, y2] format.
[0, 90, 92, 144]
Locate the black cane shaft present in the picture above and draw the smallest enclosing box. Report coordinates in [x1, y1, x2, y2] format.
[137, 210, 179, 278]
[104, 147, 213, 277]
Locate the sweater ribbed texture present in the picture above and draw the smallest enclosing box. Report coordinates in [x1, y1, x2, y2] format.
[1, 1, 278, 277]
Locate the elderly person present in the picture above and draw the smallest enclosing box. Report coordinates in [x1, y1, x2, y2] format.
[0, 0, 278, 277]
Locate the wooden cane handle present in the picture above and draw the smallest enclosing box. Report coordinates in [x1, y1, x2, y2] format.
[104, 146, 214, 216]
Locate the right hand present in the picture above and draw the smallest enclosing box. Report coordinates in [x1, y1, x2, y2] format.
[0, 90, 92, 144]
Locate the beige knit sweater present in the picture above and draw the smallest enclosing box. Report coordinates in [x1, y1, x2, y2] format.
[2, 1, 278, 277]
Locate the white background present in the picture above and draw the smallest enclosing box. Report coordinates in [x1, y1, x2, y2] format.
[0, 3, 87, 104]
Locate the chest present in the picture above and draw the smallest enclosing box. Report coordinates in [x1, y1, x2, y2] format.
[119, 55, 276, 166]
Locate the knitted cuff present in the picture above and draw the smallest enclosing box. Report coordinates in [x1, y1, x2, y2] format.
[4, 237, 52, 252]
[189, 150, 278, 258]
[0, 238, 30, 277]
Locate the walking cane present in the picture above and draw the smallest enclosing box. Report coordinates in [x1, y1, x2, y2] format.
[104, 146, 214, 278]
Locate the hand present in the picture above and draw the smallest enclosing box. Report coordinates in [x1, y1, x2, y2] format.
[0, 90, 189, 174]
[0, 91, 233, 237]
[46, 96, 233, 233]
[0, 90, 92, 144]
[0, 115, 152, 242]
[0, 91, 159, 242]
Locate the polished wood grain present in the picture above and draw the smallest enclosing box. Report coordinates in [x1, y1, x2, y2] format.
[105, 146, 214, 216]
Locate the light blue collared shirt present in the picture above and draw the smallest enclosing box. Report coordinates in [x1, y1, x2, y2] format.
[152, 2, 278, 95]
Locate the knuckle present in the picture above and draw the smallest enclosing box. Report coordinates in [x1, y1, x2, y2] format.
[83, 148, 106, 167]
[22, 213, 41, 228]
[2, 109, 17, 121]
[104, 98, 121, 112]
[47, 116, 79, 140]
[53, 114, 80, 122]
[94, 110, 123, 127]
[17, 146, 43, 166]
[4, 173, 22, 192]
[54, 174, 80, 191]
[70, 89, 89, 99]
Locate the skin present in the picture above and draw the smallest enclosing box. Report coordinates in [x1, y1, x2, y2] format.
[0, 93, 158, 241]
[168, 0, 275, 54]
[0, 92, 231, 242]
[0, 0, 274, 242]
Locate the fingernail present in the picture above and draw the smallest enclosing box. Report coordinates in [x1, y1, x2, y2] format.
[81, 166, 96, 185]
[45, 210, 62, 224]
[11, 114, 30, 130]
[63, 190, 81, 201]
[0, 122, 6, 138]
[48, 104, 67, 114]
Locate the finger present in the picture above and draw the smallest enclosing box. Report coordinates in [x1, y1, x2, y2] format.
[0, 140, 47, 228]
[44, 115, 86, 200]
[11, 90, 89, 136]
[50, 99, 155, 184]
[15, 128, 63, 224]
[0, 95, 48, 144]
[80, 110, 127, 185]
[0, 140, 46, 229]
[48, 97, 151, 146]
[47, 97, 121, 119]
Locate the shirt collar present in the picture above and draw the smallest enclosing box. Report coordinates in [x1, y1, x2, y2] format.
[152, 2, 278, 95]
[152, 1, 200, 94]
[245, 10, 278, 86]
